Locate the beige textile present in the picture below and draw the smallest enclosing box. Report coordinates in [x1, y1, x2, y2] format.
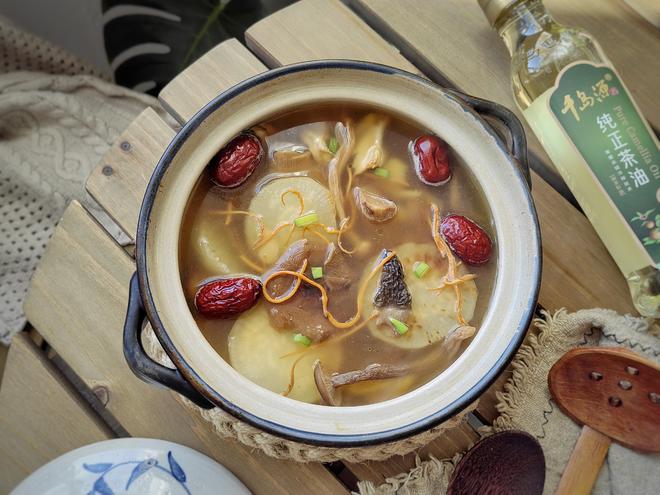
[0, 15, 162, 343]
[356, 308, 660, 495]
[0, 14, 109, 80]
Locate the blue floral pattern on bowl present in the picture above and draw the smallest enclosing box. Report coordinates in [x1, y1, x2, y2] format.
[83, 451, 190, 494]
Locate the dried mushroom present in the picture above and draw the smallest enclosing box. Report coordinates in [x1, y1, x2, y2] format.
[353, 186, 398, 223]
[314, 360, 409, 406]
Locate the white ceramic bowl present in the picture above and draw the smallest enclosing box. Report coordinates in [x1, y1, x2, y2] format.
[12, 438, 250, 494]
[124, 61, 541, 446]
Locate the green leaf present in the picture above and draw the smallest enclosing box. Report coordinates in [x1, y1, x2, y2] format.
[328, 137, 338, 154]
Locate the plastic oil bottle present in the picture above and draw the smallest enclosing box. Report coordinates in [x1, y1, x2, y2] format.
[478, 0, 660, 317]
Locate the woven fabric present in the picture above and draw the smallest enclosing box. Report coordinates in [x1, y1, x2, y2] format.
[356, 308, 660, 495]
[0, 14, 109, 79]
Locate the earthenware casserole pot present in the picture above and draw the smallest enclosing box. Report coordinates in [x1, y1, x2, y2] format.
[123, 60, 541, 447]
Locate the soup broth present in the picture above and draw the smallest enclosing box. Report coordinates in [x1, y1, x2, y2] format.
[179, 103, 496, 406]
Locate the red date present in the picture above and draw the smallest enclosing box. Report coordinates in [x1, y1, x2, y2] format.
[409, 134, 452, 186]
[440, 214, 492, 265]
[211, 133, 263, 187]
[195, 277, 262, 318]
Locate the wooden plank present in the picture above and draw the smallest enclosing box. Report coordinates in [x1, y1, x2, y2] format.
[246, 0, 419, 74]
[159, 39, 267, 123]
[349, 0, 660, 178]
[623, 0, 660, 28]
[23, 201, 349, 495]
[0, 333, 112, 493]
[86, 108, 174, 239]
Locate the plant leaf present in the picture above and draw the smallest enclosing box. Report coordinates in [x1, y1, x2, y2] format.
[93, 477, 114, 495]
[167, 451, 187, 482]
[125, 459, 157, 490]
[102, 0, 295, 94]
[83, 463, 113, 473]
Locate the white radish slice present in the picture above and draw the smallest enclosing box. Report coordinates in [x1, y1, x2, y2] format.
[228, 305, 339, 404]
[361, 242, 477, 349]
[190, 215, 242, 275]
[245, 176, 335, 265]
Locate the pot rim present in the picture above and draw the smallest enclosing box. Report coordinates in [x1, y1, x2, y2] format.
[135, 59, 541, 446]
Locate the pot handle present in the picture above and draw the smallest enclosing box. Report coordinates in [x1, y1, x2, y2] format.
[123, 272, 213, 409]
[447, 90, 532, 189]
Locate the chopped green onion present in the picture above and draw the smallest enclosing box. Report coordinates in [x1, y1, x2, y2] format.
[293, 333, 312, 346]
[372, 167, 390, 178]
[294, 211, 319, 228]
[328, 136, 339, 154]
[389, 317, 409, 335]
[413, 261, 431, 279]
[311, 266, 323, 279]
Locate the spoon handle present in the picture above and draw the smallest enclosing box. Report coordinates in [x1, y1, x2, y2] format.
[556, 425, 611, 495]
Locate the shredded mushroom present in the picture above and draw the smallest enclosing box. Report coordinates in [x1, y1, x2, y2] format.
[327, 121, 355, 223]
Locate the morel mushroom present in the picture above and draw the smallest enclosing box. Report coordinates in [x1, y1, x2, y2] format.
[373, 250, 412, 310]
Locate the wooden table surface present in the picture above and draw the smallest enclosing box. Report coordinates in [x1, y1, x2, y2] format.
[1, 0, 657, 493]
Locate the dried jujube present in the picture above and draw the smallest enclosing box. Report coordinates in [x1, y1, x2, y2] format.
[210, 133, 263, 187]
[409, 134, 452, 186]
[195, 277, 262, 318]
[440, 214, 492, 265]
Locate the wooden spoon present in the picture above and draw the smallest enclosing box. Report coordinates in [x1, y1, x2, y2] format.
[447, 430, 545, 495]
[548, 347, 660, 495]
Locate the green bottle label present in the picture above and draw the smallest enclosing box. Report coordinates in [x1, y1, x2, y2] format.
[549, 62, 660, 268]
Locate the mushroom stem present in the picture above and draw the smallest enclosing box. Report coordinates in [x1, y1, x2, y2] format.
[314, 360, 409, 406]
[330, 363, 409, 387]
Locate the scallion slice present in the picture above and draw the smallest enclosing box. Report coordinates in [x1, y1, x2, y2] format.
[372, 167, 390, 178]
[413, 261, 431, 279]
[328, 136, 339, 154]
[311, 266, 323, 279]
[294, 211, 319, 228]
[293, 333, 312, 346]
[388, 317, 409, 335]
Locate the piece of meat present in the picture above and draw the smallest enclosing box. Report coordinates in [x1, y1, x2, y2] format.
[262, 239, 310, 297]
[268, 292, 338, 342]
[322, 243, 352, 293]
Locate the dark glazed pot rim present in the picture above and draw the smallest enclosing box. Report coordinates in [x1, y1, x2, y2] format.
[135, 60, 542, 447]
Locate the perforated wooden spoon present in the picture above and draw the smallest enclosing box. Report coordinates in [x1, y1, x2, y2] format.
[548, 347, 660, 495]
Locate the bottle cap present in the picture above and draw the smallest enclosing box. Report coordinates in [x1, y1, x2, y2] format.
[477, 0, 520, 26]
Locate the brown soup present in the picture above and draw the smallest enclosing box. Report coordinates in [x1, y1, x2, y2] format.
[179, 103, 496, 406]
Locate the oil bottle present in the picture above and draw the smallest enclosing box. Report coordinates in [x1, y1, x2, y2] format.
[478, 0, 660, 317]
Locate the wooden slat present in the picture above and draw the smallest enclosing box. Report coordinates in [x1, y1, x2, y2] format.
[623, 0, 660, 28]
[246, 0, 419, 74]
[86, 108, 174, 239]
[0, 333, 112, 493]
[159, 39, 267, 123]
[350, 0, 660, 178]
[23, 201, 349, 495]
